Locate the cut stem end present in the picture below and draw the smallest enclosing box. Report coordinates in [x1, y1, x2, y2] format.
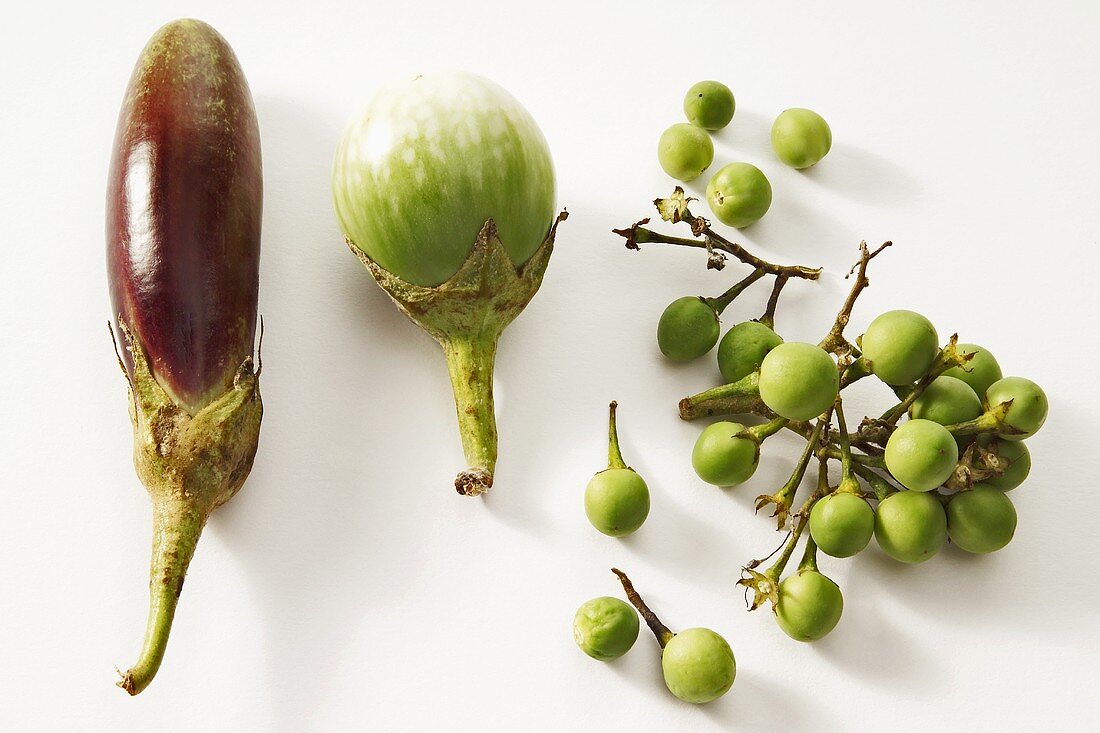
[442, 337, 499, 496]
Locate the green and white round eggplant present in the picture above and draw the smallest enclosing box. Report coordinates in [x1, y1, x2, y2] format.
[332, 71, 560, 497]
[333, 71, 557, 287]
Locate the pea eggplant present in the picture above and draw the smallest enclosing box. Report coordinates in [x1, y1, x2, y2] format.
[333, 71, 565, 496]
[106, 19, 262, 695]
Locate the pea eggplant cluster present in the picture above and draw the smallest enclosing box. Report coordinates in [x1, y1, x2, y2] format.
[617, 187, 1045, 646]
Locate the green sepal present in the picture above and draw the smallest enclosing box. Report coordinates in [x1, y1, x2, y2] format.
[115, 323, 261, 695]
[347, 211, 568, 496]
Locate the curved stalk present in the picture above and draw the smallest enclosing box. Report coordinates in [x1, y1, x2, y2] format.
[758, 274, 789, 330]
[118, 498, 207, 695]
[833, 400, 862, 493]
[852, 464, 898, 501]
[945, 400, 1015, 438]
[747, 416, 789, 442]
[704, 269, 767, 315]
[755, 418, 826, 529]
[607, 401, 626, 469]
[797, 534, 820, 573]
[612, 568, 674, 648]
[443, 336, 498, 496]
[879, 337, 971, 424]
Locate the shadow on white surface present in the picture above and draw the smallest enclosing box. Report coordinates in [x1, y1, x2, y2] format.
[210, 93, 441, 730]
[801, 142, 925, 207]
[811, 587, 942, 688]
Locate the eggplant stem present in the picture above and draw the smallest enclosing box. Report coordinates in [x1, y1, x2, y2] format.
[443, 336, 499, 496]
[118, 497, 207, 696]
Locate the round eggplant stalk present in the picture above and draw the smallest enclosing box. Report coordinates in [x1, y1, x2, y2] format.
[332, 71, 565, 496]
[106, 19, 262, 695]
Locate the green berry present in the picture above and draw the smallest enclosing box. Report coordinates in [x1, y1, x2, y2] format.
[910, 375, 982, 426]
[717, 321, 783, 384]
[705, 162, 772, 228]
[657, 296, 719, 362]
[946, 484, 1017, 554]
[683, 80, 735, 130]
[861, 310, 939, 385]
[981, 438, 1030, 491]
[985, 376, 1048, 441]
[770, 108, 832, 169]
[942, 343, 1002, 397]
[809, 493, 875, 558]
[585, 469, 650, 536]
[692, 421, 759, 486]
[775, 569, 844, 642]
[885, 419, 959, 492]
[758, 342, 839, 421]
[661, 628, 736, 704]
[874, 490, 948, 563]
[573, 597, 640, 661]
[658, 123, 714, 182]
[585, 402, 650, 537]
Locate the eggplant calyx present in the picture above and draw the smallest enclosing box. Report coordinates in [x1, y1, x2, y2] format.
[115, 323, 262, 694]
[348, 210, 568, 495]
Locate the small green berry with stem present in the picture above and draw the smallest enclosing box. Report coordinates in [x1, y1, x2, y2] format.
[615, 192, 1046, 642]
[656, 270, 765, 362]
[612, 568, 736, 704]
[584, 402, 650, 537]
[692, 417, 787, 487]
[809, 399, 875, 558]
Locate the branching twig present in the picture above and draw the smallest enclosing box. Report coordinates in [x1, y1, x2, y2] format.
[819, 240, 892, 354]
[612, 188, 822, 281]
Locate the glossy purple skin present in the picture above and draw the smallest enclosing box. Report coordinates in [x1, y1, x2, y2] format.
[107, 19, 262, 414]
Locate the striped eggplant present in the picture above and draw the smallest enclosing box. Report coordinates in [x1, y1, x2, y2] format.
[106, 19, 262, 695]
[332, 71, 565, 496]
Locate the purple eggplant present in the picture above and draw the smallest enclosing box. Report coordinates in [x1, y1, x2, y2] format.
[106, 19, 262, 696]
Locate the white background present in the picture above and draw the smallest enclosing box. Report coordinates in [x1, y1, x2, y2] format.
[2, 1, 1098, 730]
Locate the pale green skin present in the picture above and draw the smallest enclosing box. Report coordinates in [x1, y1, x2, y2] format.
[584, 468, 650, 537]
[885, 419, 959, 492]
[658, 297, 719, 362]
[910, 375, 982, 426]
[775, 570, 844, 642]
[573, 597, 640, 661]
[332, 71, 556, 286]
[758, 342, 839, 421]
[943, 343, 1002, 397]
[874, 490, 947, 563]
[662, 628, 736, 704]
[771, 108, 832, 169]
[947, 484, 1017, 553]
[717, 321, 783, 384]
[706, 162, 772, 228]
[684, 80, 735, 130]
[986, 377, 1048, 441]
[692, 421, 758, 486]
[658, 123, 714, 182]
[982, 438, 1030, 491]
[861, 310, 939, 385]
[809, 493, 875, 558]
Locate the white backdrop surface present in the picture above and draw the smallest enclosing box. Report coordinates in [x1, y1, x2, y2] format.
[2, 1, 1098, 730]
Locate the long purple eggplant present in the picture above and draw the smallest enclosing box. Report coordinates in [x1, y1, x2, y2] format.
[106, 18, 262, 696]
